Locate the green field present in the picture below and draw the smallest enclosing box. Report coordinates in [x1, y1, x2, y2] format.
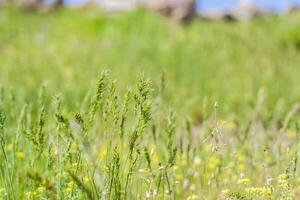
[1, 6, 300, 199]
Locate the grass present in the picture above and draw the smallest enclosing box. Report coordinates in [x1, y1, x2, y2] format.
[0, 5, 300, 199]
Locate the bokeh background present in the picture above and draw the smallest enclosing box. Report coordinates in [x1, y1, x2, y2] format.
[1, 0, 300, 118]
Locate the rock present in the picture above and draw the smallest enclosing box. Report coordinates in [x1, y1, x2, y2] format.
[0, 0, 7, 6]
[99, 0, 137, 13]
[17, 0, 63, 12]
[17, 0, 43, 11]
[139, 0, 196, 22]
[200, 0, 271, 21]
[228, 0, 270, 21]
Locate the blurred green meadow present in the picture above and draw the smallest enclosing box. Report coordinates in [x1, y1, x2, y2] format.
[1, 5, 300, 199]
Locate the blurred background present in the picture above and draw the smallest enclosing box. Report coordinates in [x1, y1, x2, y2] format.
[0, 0, 300, 118]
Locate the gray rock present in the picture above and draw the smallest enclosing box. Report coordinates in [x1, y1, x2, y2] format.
[200, 0, 271, 21]
[139, 0, 196, 22]
[17, 0, 63, 12]
[99, 0, 137, 13]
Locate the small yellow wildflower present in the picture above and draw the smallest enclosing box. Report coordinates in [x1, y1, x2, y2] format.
[151, 152, 159, 166]
[187, 194, 198, 200]
[231, 175, 238, 181]
[98, 147, 107, 162]
[16, 151, 25, 160]
[208, 156, 219, 170]
[237, 153, 245, 162]
[286, 130, 296, 138]
[70, 142, 77, 151]
[221, 188, 231, 196]
[238, 177, 250, 185]
[175, 174, 184, 181]
[138, 168, 150, 173]
[64, 181, 75, 194]
[244, 187, 273, 196]
[279, 182, 289, 189]
[238, 164, 246, 171]
[278, 173, 289, 180]
[83, 176, 90, 183]
[37, 186, 46, 193]
[25, 191, 37, 199]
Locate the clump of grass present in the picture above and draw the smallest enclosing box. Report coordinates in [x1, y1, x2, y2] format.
[1, 70, 300, 199]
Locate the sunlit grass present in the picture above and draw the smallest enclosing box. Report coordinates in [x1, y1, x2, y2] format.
[0, 6, 300, 199]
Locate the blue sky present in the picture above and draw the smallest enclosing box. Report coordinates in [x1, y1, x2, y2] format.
[47, 0, 300, 13]
[197, 0, 300, 12]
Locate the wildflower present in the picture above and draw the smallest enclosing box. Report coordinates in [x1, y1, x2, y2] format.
[37, 186, 46, 193]
[279, 182, 289, 189]
[244, 187, 273, 196]
[265, 154, 273, 164]
[286, 130, 296, 138]
[238, 164, 246, 171]
[138, 168, 150, 173]
[278, 173, 289, 181]
[70, 142, 77, 151]
[83, 176, 90, 183]
[151, 152, 158, 166]
[175, 174, 184, 181]
[98, 147, 107, 162]
[16, 151, 25, 160]
[221, 188, 231, 196]
[25, 191, 37, 199]
[64, 181, 75, 194]
[231, 175, 238, 181]
[180, 155, 188, 167]
[208, 156, 219, 170]
[187, 194, 198, 200]
[172, 165, 178, 171]
[238, 177, 250, 185]
[237, 154, 245, 162]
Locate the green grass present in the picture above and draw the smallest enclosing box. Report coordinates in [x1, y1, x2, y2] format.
[0, 6, 300, 199]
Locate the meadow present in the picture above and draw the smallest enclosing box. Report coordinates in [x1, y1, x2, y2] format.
[1, 6, 300, 199]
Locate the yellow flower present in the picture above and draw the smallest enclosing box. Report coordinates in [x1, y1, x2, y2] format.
[208, 156, 219, 170]
[98, 147, 107, 162]
[244, 187, 273, 196]
[286, 130, 296, 138]
[16, 151, 25, 160]
[238, 164, 246, 171]
[25, 191, 37, 198]
[237, 154, 245, 162]
[37, 186, 46, 193]
[64, 187, 73, 194]
[187, 194, 198, 200]
[70, 142, 77, 151]
[138, 168, 150, 173]
[203, 144, 212, 152]
[151, 152, 159, 166]
[279, 182, 289, 189]
[64, 181, 75, 194]
[231, 175, 238, 181]
[83, 176, 90, 183]
[221, 188, 231, 196]
[278, 173, 289, 180]
[238, 178, 250, 185]
[175, 174, 184, 181]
